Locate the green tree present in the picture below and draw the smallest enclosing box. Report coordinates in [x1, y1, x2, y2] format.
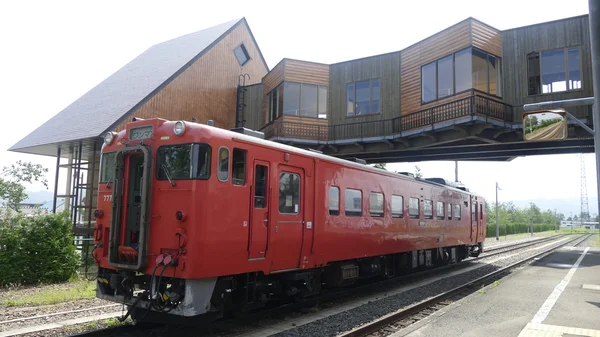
[414, 165, 422, 178]
[0, 161, 48, 211]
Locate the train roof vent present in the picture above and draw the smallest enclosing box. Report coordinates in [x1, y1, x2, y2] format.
[397, 172, 415, 177]
[306, 148, 323, 154]
[230, 127, 264, 139]
[344, 157, 367, 165]
[425, 177, 470, 191]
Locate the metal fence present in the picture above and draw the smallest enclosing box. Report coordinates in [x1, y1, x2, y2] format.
[261, 92, 515, 142]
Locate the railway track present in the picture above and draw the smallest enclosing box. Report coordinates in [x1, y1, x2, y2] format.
[4, 233, 578, 337]
[335, 234, 591, 337]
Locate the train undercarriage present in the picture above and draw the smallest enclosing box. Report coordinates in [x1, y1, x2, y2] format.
[96, 243, 483, 324]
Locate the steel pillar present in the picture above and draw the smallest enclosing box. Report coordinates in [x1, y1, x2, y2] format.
[589, 0, 600, 237]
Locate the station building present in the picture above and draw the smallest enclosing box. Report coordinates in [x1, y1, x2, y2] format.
[7, 14, 595, 238]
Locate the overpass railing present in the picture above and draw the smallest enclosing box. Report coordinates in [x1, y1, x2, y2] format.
[260, 91, 514, 142]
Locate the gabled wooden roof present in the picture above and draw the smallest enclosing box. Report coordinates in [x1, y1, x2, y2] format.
[9, 18, 267, 156]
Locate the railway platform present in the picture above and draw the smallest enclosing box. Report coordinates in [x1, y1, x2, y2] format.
[390, 240, 600, 337]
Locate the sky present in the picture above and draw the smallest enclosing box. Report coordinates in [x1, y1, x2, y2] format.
[0, 0, 596, 214]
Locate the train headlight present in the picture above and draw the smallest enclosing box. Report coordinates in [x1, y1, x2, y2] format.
[104, 132, 116, 145]
[173, 121, 186, 136]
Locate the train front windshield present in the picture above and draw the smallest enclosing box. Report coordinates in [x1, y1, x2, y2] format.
[157, 143, 211, 181]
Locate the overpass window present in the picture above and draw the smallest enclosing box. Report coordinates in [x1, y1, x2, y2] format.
[455, 48, 472, 93]
[217, 147, 229, 182]
[454, 204, 461, 220]
[409, 197, 419, 219]
[424, 200, 433, 219]
[329, 186, 339, 216]
[436, 202, 445, 220]
[437, 55, 454, 99]
[347, 79, 380, 116]
[345, 189, 362, 216]
[528, 47, 582, 95]
[392, 195, 403, 218]
[370, 192, 384, 217]
[232, 148, 246, 186]
[421, 62, 436, 103]
[422, 47, 502, 104]
[279, 172, 300, 214]
[318, 86, 328, 119]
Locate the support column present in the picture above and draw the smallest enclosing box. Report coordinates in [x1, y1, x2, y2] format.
[588, 0, 600, 237]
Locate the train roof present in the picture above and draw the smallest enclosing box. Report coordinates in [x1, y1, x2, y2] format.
[211, 123, 479, 197]
[116, 118, 482, 198]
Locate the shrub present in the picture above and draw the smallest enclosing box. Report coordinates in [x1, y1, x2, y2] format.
[0, 212, 79, 287]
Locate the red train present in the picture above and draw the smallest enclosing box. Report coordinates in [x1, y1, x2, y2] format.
[93, 117, 486, 322]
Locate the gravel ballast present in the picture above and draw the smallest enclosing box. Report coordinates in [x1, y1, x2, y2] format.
[268, 235, 585, 337]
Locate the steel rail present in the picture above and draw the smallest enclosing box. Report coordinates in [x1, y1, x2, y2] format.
[336, 234, 591, 337]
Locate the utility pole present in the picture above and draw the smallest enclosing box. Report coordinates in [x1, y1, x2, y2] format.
[455, 161, 458, 182]
[496, 182, 501, 240]
[530, 202, 534, 236]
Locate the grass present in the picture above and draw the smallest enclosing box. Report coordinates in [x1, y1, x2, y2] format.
[0, 279, 97, 307]
[557, 228, 600, 234]
[592, 236, 600, 248]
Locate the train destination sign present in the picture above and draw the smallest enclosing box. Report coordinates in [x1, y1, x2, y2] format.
[129, 125, 153, 140]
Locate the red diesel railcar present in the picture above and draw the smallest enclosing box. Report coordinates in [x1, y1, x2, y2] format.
[93, 117, 486, 321]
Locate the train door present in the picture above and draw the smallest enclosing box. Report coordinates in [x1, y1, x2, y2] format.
[478, 202, 485, 239]
[249, 160, 269, 259]
[470, 196, 478, 242]
[269, 165, 305, 271]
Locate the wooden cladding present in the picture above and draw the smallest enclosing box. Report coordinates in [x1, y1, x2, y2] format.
[114, 22, 268, 132]
[242, 84, 264, 131]
[261, 58, 330, 126]
[329, 52, 401, 125]
[284, 59, 329, 86]
[400, 19, 471, 115]
[471, 20, 502, 57]
[502, 14, 592, 121]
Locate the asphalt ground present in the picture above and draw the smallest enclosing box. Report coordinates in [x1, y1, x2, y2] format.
[389, 238, 600, 337]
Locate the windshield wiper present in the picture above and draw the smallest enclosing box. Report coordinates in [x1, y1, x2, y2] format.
[161, 164, 176, 187]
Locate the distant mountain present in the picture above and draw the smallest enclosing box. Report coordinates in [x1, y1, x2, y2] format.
[22, 190, 55, 205]
[510, 197, 599, 218]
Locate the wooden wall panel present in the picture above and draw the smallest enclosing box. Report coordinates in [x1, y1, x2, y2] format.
[471, 20, 502, 56]
[328, 52, 401, 127]
[114, 21, 268, 132]
[400, 19, 471, 115]
[502, 15, 592, 121]
[242, 83, 264, 131]
[284, 59, 329, 86]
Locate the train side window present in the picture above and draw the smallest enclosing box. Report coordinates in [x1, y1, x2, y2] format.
[391, 195, 403, 218]
[454, 204, 461, 220]
[279, 172, 300, 214]
[232, 148, 246, 185]
[370, 192, 384, 217]
[217, 147, 229, 182]
[254, 165, 267, 208]
[424, 200, 433, 219]
[345, 189, 362, 216]
[480, 203, 483, 220]
[447, 203, 452, 220]
[329, 186, 340, 216]
[472, 202, 477, 219]
[436, 202, 444, 220]
[409, 197, 419, 219]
